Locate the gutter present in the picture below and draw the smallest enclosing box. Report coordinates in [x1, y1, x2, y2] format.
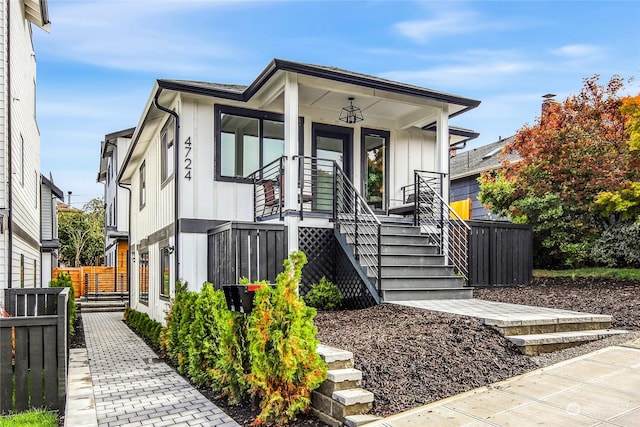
[116, 181, 132, 308]
[153, 89, 181, 281]
[6, 0, 13, 288]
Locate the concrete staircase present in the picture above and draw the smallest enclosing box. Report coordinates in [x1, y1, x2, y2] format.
[312, 344, 380, 427]
[77, 292, 128, 313]
[492, 314, 628, 356]
[339, 222, 472, 302]
[400, 299, 629, 356]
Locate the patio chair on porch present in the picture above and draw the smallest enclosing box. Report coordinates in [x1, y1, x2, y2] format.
[261, 179, 280, 216]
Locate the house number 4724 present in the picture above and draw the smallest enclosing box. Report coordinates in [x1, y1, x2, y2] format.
[184, 137, 192, 180]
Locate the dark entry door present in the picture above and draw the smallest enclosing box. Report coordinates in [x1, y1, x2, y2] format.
[312, 124, 352, 211]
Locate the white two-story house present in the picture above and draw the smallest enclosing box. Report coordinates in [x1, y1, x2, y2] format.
[0, 0, 50, 297]
[118, 59, 480, 322]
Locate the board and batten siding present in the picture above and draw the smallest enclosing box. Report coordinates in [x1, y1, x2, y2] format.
[0, 0, 8, 294]
[7, 0, 43, 288]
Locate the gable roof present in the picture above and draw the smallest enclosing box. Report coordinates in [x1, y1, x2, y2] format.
[120, 58, 481, 182]
[157, 59, 481, 116]
[450, 136, 520, 180]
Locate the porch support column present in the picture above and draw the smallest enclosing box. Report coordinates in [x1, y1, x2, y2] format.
[436, 105, 450, 203]
[284, 73, 299, 252]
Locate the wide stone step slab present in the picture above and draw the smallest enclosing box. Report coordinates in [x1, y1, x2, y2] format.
[506, 329, 629, 355]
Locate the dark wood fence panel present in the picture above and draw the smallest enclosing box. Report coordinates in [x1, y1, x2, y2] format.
[0, 288, 68, 414]
[208, 222, 288, 287]
[468, 221, 533, 286]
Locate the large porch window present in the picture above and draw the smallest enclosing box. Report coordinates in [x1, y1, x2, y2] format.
[215, 105, 284, 182]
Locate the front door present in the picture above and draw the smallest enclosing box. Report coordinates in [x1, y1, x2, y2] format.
[362, 129, 389, 212]
[312, 124, 353, 211]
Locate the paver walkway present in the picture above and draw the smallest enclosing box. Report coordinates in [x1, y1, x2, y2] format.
[82, 312, 239, 427]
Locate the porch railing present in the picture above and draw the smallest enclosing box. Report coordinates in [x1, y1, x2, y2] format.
[414, 170, 470, 280]
[251, 156, 285, 221]
[334, 163, 382, 295]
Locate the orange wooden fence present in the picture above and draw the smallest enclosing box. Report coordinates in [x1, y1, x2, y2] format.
[52, 267, 128, 298]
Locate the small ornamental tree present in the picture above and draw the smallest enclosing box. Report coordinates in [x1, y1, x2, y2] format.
[247, 251, 327, 425]
[479, 75, 640, 267]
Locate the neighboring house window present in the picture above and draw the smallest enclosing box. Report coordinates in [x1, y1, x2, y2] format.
[139, 251, 149, 305]
[161, 118, 175, 183]
[139, 161, 146, 209]
[215, 105, 285, 182]
[160, 246, 171, 298]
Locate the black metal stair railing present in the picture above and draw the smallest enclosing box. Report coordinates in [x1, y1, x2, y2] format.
[251, 156, 285, 221]
[414, 170, 471, 280]
[333, 163, 382, 296]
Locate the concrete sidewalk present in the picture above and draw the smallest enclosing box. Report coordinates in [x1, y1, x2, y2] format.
[366, 338, 640, 427]
[65, 311, 239, 427]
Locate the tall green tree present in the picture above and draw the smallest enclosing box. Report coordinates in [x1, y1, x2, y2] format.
[59, 197, 105, 266]
[479, 75, 639, 267]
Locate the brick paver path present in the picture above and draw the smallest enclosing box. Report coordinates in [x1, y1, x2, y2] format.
[83, 312, 240, 427]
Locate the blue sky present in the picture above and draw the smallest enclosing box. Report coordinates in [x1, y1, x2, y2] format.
[34, 0, 640, 207]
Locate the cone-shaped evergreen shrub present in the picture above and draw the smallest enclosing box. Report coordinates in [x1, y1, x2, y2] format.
[188, 283, 226, 387]
[213, 306, 251, 405]
[247, 251, 327, 425]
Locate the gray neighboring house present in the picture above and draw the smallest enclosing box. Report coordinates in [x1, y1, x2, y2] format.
[450, 136, 520, 220]
[40, 174, 63, 285]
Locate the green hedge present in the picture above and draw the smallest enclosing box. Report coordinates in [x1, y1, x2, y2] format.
[123, 307, 163, 348]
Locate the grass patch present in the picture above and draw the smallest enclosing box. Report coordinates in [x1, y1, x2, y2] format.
[0, 409, 57, 427]
[534, 268, 640, 280]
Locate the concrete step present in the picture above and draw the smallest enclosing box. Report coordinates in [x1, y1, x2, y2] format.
[344, 414, 383, 427]
[78, 301, 126, 313]
[333, 388, 374, 406]
[311, 391, 373, 422]
[383, 287, 473, 301]
[485, 314, 614, 336]
[506, 329, 629, 356]
[380, 276, 465, 288]
[317, 368, 363, 396]
[380, 265, 455, 278]
[317, 344, 354, 370]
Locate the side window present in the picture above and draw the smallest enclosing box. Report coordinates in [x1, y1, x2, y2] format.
[139, 161, 146, 209]
[139, 251, 149, 305]
[161, 118, 175, 183]
[160, 246, 171, 298]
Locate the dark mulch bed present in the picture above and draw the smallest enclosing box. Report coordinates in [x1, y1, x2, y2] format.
[475, 277, 640, 330]
[69, 313, 85, 349]
[315, 304, 537, 417]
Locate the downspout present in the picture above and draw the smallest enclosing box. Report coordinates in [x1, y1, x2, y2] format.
[153, 89, 180, 281]
[6, 0, 13, 288]
[117, 181, 132, 308]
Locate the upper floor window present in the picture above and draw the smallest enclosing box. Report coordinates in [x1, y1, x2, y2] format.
[161, 118, 175, 183]
[215, 105, 284, 182]
[139, 161, 146, 209]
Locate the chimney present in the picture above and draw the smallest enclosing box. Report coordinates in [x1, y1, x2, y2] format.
[541, 93, 557, 125]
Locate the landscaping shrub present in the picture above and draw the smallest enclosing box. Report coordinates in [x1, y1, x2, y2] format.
[50, 272, 75, 335]
[161, 280, 197, 372]
[247, 251, 327, 425]
[591, 221, 640, 267]
[304, 276, 343, 310]
[188, 283, 226, 387]
[123, 309, 162, 348]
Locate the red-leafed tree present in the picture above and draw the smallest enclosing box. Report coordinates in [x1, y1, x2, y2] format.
[479, 75, 639, 268]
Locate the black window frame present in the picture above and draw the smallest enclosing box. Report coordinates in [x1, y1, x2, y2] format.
[160, 117, 175, 185]
[160, 244, 171, 299]
[139, 161, 146, 210]
[361, 128, 390, 212]
[215, 105, 289, 183]
[138, 251, 149, 305]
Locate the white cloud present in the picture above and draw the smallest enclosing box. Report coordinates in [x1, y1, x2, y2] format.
[551, 44, 604, 59]
[379, 50, 533, 89]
